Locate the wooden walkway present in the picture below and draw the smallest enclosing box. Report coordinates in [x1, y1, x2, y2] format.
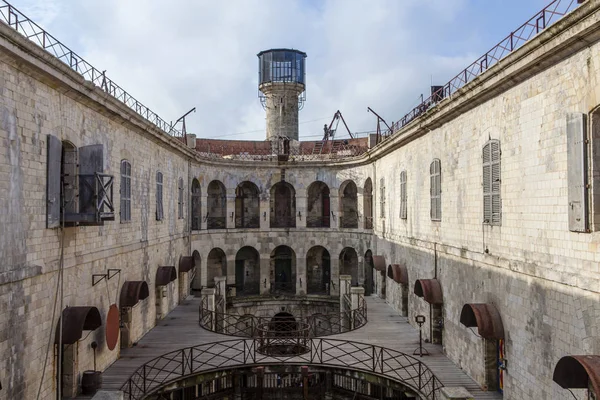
[97, 296, 502, 400]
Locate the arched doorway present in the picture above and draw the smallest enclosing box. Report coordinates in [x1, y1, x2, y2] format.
[270, 182, 296, 228]
[270, 246, 296, 294]
[207, 248, 227, 287]
[339, 180, 358, 228]
[306, 181, 330, 228]
[364, 250, 374, 295]
[235, 246, 260, 296]
[235, 181, 260, 228]
[191, 178, 201, 230]
[207, 180, 226, 229]
[191, 250, 202, 291]
[339, 247, 359, 286]
[363, 178, 373, 229]
[306, 246, 330, 295]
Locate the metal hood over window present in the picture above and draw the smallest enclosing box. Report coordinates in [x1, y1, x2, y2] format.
[459, 303, 504, 339]
[553, 355, 600, 395]
[55, 306, 102, 344]
[119, 281, 150, 308]
[156, 266, 177, 287]
[372, 255, 386, 272]
[413, 279, 443, 305]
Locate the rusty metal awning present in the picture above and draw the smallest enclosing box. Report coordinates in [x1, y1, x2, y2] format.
[387, 265, 394, 279]
[372, 255, 386, 272]
[413, 279, 443, 305]
[156, 266, 177, 287]
[459, 303, 504, 339]
[179, 255, 195, 273]
[553, 355, 600, 395]
[119, 281, 150, 308]
[391, 264, 408, 285]
[55, 306, 102, 344]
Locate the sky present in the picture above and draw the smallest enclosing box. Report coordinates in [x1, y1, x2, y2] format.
[13, 0, 556, 141]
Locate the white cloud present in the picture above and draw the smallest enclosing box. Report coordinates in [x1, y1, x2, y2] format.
[15, 0, 492, 141]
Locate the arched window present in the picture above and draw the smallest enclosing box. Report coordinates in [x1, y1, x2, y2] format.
[483, 140, 501, 225]
[235, 246, 260, 296]
[207, 180, 226, 229]
[177, 178, 184, 219]
[306, 181, 330, 228]
[430, 160, 441, 221]
[270, 182, 296, 228]
[270, 245, 296, 294]
[339, 180, 358, 228]
[235, 182, 260, 228]
[306, 246, 330, 294]
[120, 160, 131, 222]
[364, 178, 373, 229]
[399, 171, 407, 220]
[156, 171, 163, 221]
[191, 179, 201, 230]
[207, 248, 227, 288]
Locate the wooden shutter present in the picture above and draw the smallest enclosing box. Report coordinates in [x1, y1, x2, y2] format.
[46, 135, 62, 228]
[400, 171, 407, 219]
[156, 172, 163, 220]
[567, 113, 588, 232]
[431, 160, 441, 221]
[79, 144, 104, 216]
[490, 141, 501, 225]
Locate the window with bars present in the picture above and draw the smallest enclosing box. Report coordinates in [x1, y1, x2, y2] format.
[178, 178, 184, 219]
[379, 178, 386, 219]
[483, 140, 501, 225]
[120, 160, 131, 222]
[430, 159, 441, 221]
[156, 171, 163, 221]
[400, 170, 407, 220]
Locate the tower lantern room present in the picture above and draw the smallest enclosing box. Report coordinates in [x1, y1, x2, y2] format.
[258, 49, 307, 141]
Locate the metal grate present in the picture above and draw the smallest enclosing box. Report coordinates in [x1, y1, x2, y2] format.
[121, 338, 444, 400]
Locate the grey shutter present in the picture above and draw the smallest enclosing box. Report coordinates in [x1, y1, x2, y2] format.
[491, 141, 501, 225]
[46, 135, 62, 228]
[156, 172, 163, 220]
[483, 143, 492, 223]
[400, 171, 407, 219]
[436, 162, 442, 220]
[79, 144, 104, 216]
[567, 113, 588, 232]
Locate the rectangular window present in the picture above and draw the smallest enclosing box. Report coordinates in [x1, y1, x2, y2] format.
[430, 159, 441, 221]
[120, 160, 131, 222]
[178, 178, 184, 219]
[483, 140, 501, 225]
[379, 178, 386, 218]
[400, 170, 407, 220]
[156, 172, 163, 221]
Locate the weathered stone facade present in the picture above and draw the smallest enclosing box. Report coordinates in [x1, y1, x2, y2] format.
[0, 1, 599, 400]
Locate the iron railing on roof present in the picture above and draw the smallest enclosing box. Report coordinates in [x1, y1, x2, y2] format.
[383, 0, 583, 138]
[120, 337, 443, 400]
[0, 1, 183, 138]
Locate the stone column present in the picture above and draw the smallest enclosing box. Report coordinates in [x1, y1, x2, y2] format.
[329, 256, 340, 296]
[260, 256, 270, 295]
[296, 256, 307, 295]
[350, 287, 365, 330]
[214, 276, 227, 305]
[339, 275, 352, 331]
[201, 191, 209, 230]
[329, 188, 339, 229]
[296, 189, 307, 228]
[200, 287, 216, 331]
[260, 195, 269, 231]
[226, 189, 236, 229]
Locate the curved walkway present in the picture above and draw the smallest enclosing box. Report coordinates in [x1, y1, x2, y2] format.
[99, 296, 502, 399]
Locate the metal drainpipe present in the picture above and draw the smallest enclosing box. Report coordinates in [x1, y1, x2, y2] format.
[431, 242, 438, 342]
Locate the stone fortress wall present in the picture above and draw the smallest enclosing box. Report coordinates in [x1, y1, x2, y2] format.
[0, 1, 599, 400]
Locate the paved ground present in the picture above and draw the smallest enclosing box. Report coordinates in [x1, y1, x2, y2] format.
[93, 295, 502, 399]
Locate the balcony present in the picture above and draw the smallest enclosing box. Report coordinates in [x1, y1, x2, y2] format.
[235, 215, 260, 229]
[206, 216, 226, 229]
[270, 216, 296, 229]
[306, 215, 330, 228]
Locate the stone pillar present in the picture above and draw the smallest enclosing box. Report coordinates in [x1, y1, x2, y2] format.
[260, 196, 269, 231]
[329, 256, 340, 296]
[201, 191, 209, 230]
[214, 276, 227, 304]
[178, 272, 189, 302]
[339, 275, 351, 302]
[61, 343, 79, 398]
[439, 387, 474, 400]
[200, 287, 216, 330]
[350, 287, 364, 311]
[329, 188, 339, 229]
[296, 190, 307, 228]
[297, 256, 307, 295]
[226, 189, 236, 229]
[260, 256, 270, 295]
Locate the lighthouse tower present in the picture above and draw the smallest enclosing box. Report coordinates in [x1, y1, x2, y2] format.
[258, 49, 307, 141]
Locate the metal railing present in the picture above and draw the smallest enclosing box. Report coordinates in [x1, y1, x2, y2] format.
[120, 338, 444, 400]
[306, 282, 330, 295]
[0, 1, 184, 138]
[270, 216, 296, 228]
[206, 216, 226, 229]
[339, 214, 358, 229]
[269, 281, 296, 295]
[381, 0, 582, 138]
[235, 282, 260, 297]
[235, 215, 260, 229]
[255, 321, 311, 356]
[199, 297, 367, 338]
[306, 215, 331, 228]
[364, 217, 373, 230]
